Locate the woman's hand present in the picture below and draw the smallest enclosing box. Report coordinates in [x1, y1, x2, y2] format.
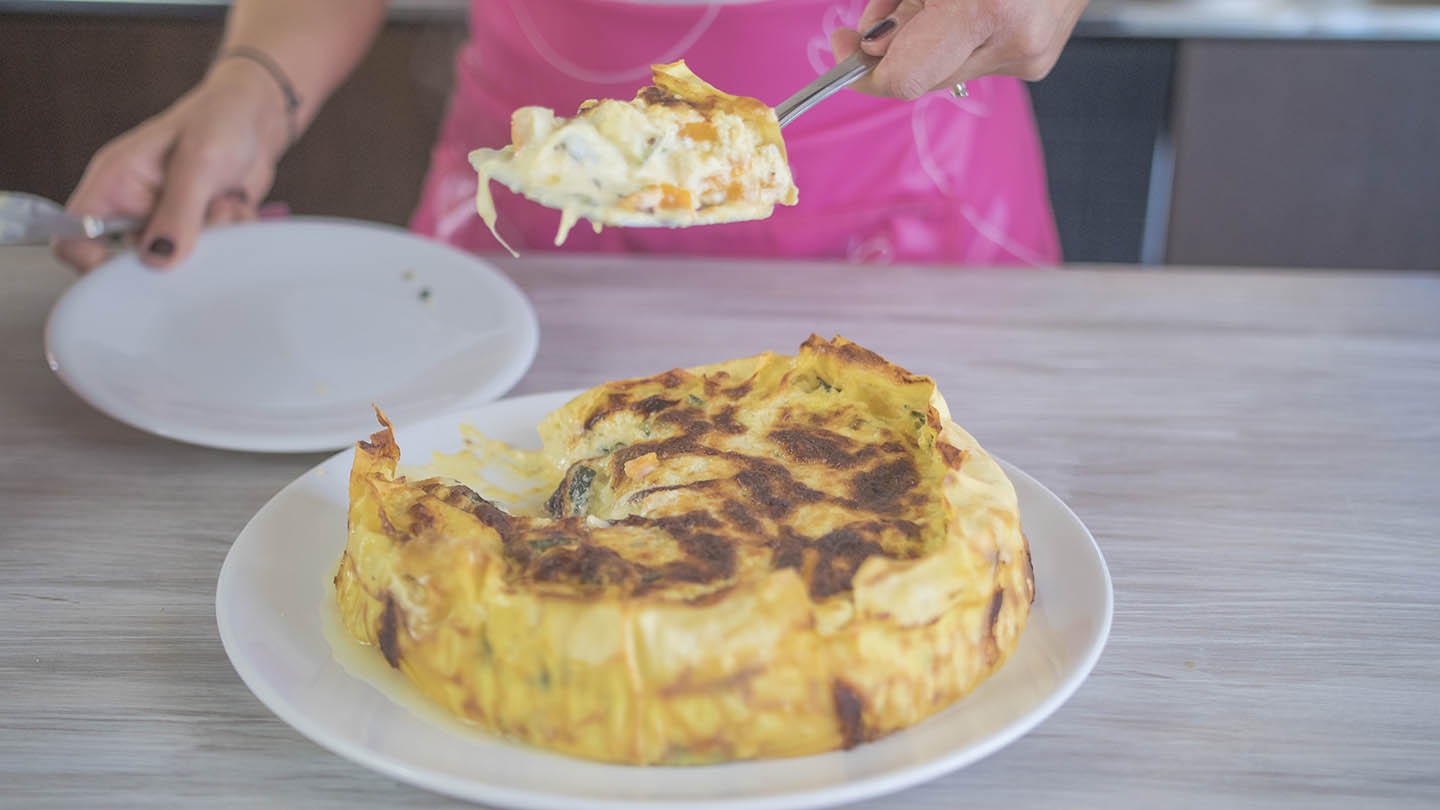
[831, 0, 1089, 100]
[54, 59, 290, 271]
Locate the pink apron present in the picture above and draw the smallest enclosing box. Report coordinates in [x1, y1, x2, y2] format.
[409, 0, 1061, 265]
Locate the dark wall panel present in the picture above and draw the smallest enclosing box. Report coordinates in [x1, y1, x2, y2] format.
[1167, 39, 1440, 270]
[0, 14, 464, 227]
[1029, 38, 1176, 264]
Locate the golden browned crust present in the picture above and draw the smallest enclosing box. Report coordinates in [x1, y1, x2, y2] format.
[335, 336, 1031, 764]
[642, 61, 791, 166]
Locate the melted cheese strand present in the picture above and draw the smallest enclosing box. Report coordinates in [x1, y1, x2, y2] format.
[555, 207, 582, 247]
[470, 153, 519, 258]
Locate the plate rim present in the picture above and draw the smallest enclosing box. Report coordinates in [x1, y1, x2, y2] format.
[216, 389, 1113, 809]
[42, 216, 539, 454]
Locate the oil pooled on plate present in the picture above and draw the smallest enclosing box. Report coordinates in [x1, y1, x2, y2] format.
[318, 576, 497, 742]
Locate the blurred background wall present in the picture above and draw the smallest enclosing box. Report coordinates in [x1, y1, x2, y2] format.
[2, 0, 1437, 269]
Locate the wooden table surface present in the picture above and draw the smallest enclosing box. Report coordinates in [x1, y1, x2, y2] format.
[2, 246, 1437, 809]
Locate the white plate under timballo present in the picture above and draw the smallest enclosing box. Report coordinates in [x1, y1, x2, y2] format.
[216, 390, 1112, 809]
[45, 218, 538, 452]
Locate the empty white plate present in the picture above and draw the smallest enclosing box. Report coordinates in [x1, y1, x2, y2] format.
[44, 218, 538, 452]
[216, 390, 1113, 809]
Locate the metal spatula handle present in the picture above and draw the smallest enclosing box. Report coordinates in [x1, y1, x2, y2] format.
[774, 51, 880, 128]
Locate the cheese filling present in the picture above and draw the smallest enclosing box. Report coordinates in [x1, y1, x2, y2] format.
[468, 61, 798, 256]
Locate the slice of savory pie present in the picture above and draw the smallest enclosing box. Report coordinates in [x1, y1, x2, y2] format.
[468, 61, 798, 254]
[335, 336, 1032, 764]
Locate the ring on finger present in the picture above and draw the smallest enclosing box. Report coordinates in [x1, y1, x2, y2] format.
[950, 82, 969, 98]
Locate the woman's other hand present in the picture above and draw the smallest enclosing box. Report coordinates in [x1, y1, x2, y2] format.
[54, 58, 290, 271]
[831, 0, 1089, 100]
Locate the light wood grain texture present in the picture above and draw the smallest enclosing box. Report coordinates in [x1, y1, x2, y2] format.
[1, 246, 1438, 809]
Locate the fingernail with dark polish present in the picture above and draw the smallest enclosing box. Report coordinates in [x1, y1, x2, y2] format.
[862, 18, 897, 41]
[147, 237, 175, 258]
